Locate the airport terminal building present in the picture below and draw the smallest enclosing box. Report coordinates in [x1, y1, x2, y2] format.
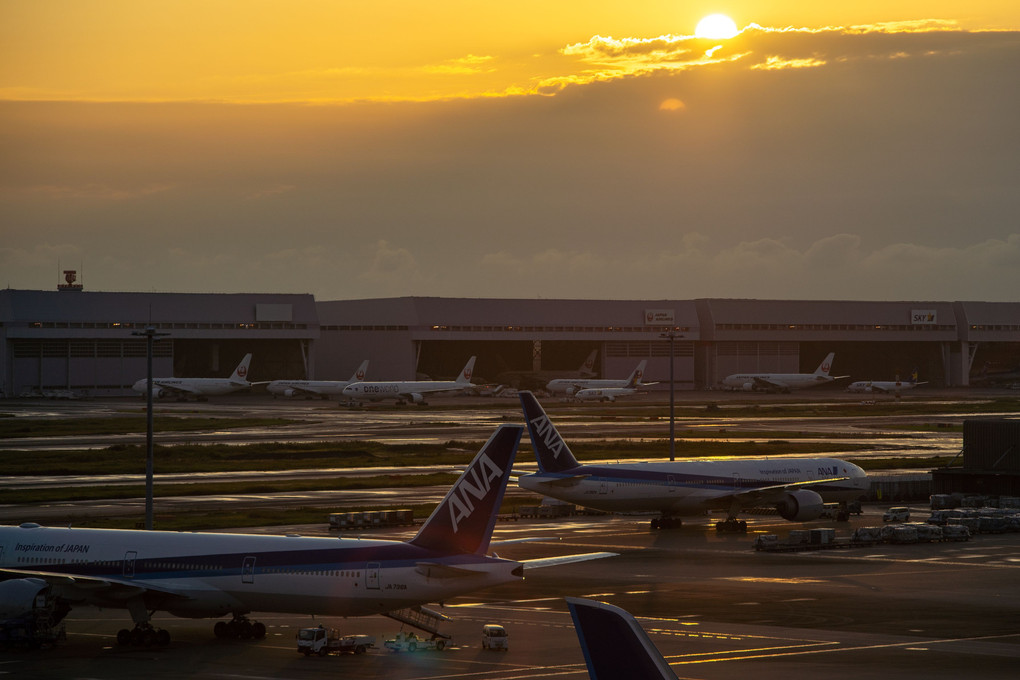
[1, 288, 1019, 397]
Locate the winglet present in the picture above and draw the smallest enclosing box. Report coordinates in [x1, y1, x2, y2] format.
[567, 598, 678, 680]
[230, 353, 253, 383]
[409, 424, 521, 555]
[519, 391, 581, 472]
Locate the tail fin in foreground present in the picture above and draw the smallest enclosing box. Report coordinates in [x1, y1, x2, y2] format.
[567, 598, 678, 680]
[409, 424, 521, 556]
[813, 352, 836, 376]
[456, 356, 477, 385]
[519, 391, 581, 473]
[229, 353, 253, 383]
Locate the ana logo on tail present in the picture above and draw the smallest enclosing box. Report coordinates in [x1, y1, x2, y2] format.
[449, 452, 504, 533]
[529, 414, 569, 462]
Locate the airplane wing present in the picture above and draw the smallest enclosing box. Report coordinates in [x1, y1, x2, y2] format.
[524, 474, 591, 488]
[701, 475, 851, 510]
[0, 567, 190, 604]
[521, 552, 617, 570]
[751, 376, 787, 390]
[151, 380, 201, 396]
[414, 562, 489, 579]
[870, 384, 893, 394]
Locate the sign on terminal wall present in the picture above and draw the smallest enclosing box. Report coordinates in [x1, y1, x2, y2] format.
[644, 309, 675, 325]
[911, 309, 937, 325]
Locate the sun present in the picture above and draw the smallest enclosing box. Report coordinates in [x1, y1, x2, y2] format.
[695, 14, 739, 39]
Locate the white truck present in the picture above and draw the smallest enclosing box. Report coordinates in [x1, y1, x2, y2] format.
[296, 626, 375, 656]
[383, 631, 448, 652]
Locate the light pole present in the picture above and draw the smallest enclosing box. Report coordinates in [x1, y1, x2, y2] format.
[659, 331, 683, 461]
[132, 326, 168, 530]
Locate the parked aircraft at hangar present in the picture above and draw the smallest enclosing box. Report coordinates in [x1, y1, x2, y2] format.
[267, 360, 369, 399]
[721, 352, 848, 392]
[517, 391, 868, 531]
[131, 353, 261, 400]
[847, 370, 926, 394]
[342, 356, 477, 404]
[546, 359, 650, 396]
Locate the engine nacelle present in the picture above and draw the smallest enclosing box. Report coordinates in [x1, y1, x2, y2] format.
[565, 386, 578, 396]
[742, 382, 756, 392]
[409, 392, 425, 404]
[283, 388, 297, 398]
[0, 578, 50, 620]
[776, 489, 824, 522]
[153, 388, 169, 399]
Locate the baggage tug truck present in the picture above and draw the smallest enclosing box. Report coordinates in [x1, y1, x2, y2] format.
[296, 626, 375, 656]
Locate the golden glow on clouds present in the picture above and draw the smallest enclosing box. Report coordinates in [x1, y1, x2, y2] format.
[0, 1, 1016, 104]
[659, 98, 687, 111]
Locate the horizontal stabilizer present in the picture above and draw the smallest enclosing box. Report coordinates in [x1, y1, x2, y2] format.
[415, 562, 488, 579]
[521, 552, 617, 570]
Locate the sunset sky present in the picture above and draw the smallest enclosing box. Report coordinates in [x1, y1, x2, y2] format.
[2, 2, 1018, 301]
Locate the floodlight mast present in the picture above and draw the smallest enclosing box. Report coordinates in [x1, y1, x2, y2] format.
[131, 326, 169, 530]
[658, 331, 683, 461]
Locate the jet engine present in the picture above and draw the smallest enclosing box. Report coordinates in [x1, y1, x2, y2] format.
[152, 388, 169, 399]
[742, 382, 756, 392]
[282, 388, 298, 398]
[409, 393, 425, 404]
[775, 489, 824, 522]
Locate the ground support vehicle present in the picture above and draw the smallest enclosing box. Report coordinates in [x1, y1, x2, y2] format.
[384, 631, 448, 652]
[296, 626, 375, 656]
[0, 580, 68, 650]
[753, 528, 855, 552]
[481, 624, 509, 650]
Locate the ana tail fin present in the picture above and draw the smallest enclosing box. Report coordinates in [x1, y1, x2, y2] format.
[567, 598, 678, 680]
[349, 360, 369, 382]
[519, 391, 581, 473]
[456, 356, 477, 385]
[814, 352, 836, 376]
[230, 354, 253, 383]
[409, 424, 521, 555]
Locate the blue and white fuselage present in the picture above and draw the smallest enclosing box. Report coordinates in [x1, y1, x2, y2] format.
[518, 391, 867, 529]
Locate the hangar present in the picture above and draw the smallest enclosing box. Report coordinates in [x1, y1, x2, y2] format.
[1, 288, 1018, 397]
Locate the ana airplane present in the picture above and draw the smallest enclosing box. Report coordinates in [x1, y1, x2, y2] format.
[266, 360, 369, 399]
[342, 356, 477, 405]
[721, 352, 848, 393]
[546, 359, 649, 396]
[131, 353, 261, 400]
[518, 391, 868, 531]
[846, 369, 926, 394]
[568, 597, 678, 680]
[495, 349, 599, 391]
[0, 424, 611, 647]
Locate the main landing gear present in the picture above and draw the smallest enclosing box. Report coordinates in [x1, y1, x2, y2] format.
[213, 616, 267, 640]
[715, 518, 748, 533]
[650, 516, 682, 530]
[116, 623, 171, 646]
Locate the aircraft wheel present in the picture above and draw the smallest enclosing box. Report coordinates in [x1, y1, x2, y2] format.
[252, 621, 266, 639]
[117, 629, 132, 646]
[214, 621, 229, 638]
[156, 629, 171, 646]
[239, 620, 253, 639]
[436, 640, 445, 651]
[408, 641, 417, 652]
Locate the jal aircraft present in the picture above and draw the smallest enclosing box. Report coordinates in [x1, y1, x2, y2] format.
[342, 356, 476, 404]
[131, 353, 261, 400]
[721, 352, 847, 393]
[847, 370, 926, 394]
[518, 391, 867, 531]
[267, 360, 369, 399]
[546, 359, 649, 396]
[0, 424, 612, 646]
[573, 387, 638, 402]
